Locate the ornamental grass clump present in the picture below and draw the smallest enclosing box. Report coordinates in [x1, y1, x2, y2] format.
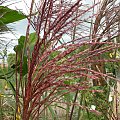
[14, 0, 120, 119]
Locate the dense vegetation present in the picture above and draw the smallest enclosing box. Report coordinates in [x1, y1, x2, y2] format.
[0, 0, 120, 120]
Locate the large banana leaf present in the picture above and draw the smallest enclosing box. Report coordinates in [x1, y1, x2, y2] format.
[0, 6, 26, 26]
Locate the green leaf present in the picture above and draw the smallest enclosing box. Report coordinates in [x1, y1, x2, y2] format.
[48, 106, 59, 120]
[7, 53, 16, 67]
[29, 32, 37, 53]
[14, 33, 37, 53]
[20, 56, 28, 76]
[0, 67, 16, 96]
[13, 33, 37, 76]
[0, 6, 26, 26]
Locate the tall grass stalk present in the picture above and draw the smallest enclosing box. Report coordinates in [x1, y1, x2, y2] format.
[12, 0, 120, 119]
